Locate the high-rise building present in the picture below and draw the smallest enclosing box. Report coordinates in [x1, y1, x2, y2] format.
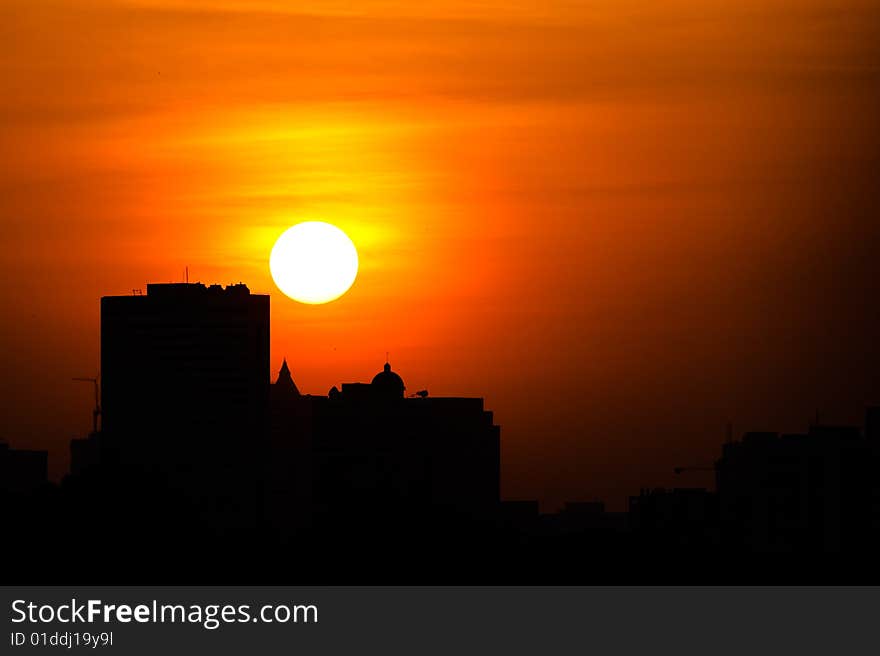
[100, 282, 270, 531]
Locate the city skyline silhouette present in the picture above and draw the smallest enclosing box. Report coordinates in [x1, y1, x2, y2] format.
[2, 280, 879, 584]
[8, 275, 880, 515]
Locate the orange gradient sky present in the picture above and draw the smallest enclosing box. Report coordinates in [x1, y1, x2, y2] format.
[2, 0, 879, 508]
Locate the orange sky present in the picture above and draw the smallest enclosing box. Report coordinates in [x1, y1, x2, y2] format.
[2, 0, 879, 509]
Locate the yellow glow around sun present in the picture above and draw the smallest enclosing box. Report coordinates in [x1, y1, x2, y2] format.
[269, 222, 359, 304]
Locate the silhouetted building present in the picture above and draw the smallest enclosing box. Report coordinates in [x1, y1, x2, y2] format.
[0, 443, 55, 579]
[0, 442, 48, 496]
[271, 362, 501, 534]
[274, 357, 300, 397]
[499, 500, 541, 533]
[100, 282, 270, 533]
[867, 406, 880, 442]
[716, 416, 880, 553]
[370, 362, 405, 398]
[628, 488, 718, 548]
[70, 433, 102, 476]
[267, 358, 312, 540]
[539, 501, 628, 539]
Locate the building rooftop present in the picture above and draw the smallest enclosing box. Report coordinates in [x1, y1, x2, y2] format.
[145, 282, 253, 298]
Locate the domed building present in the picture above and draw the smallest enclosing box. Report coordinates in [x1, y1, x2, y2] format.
[371, 362, 405, 399]
[269, 356, 501, 534]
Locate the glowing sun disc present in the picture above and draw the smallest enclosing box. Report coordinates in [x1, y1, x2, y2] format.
[269, 222, 359, 304]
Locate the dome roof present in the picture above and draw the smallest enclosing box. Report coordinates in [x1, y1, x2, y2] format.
[371, 362, 405, 398]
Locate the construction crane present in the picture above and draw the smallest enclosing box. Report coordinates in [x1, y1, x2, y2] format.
[73, 376, 101, 435]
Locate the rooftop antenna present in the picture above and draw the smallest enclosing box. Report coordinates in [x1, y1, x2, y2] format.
[185, 266, 189, 284]
[386, 351, 389, 364]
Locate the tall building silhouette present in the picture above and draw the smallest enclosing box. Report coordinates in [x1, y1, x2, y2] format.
[100, 282, 270, 533]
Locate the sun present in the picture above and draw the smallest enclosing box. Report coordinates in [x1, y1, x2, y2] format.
[269, 222, 359, 304]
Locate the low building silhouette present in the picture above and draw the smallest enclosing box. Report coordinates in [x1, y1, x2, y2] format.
[716, 414, 880, 553]
[0, 442, 48, 496]
[0, 442, 55, 575]
[628, 488, 718, 549]
[70, 432, 102, 476]
[267, 358, 313, 541]
[270, 361, 501, 536]
[498, 500, 541, 533]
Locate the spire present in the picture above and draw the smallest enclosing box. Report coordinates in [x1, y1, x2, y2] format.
[275, 357, 300, 395]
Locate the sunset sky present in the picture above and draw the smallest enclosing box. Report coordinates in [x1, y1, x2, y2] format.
[2, 0, 879, 508]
